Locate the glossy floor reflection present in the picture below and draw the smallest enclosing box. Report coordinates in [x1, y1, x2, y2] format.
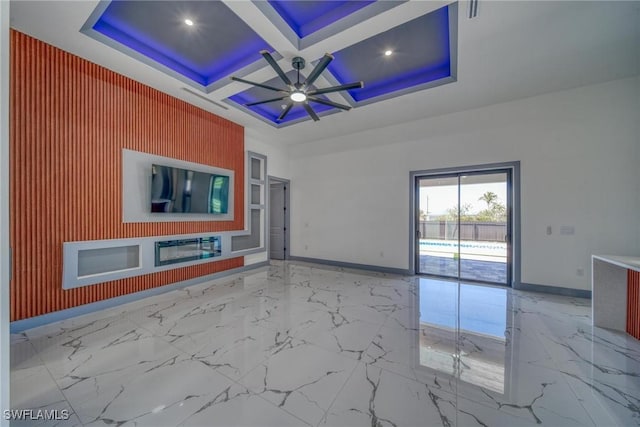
[10, 262, 640, 426]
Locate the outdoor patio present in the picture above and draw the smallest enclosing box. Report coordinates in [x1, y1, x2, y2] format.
[419, 255, 507, 283]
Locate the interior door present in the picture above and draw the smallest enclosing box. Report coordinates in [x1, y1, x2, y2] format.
[269, 182, 286, 260]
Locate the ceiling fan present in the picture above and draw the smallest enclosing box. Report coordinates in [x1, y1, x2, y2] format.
[231, 50, 363, 122]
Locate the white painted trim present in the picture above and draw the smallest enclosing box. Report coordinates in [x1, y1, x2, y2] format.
[0, 0, 10, 422]
[64, 150, 270, 290]
[122, 149, 235, 223]
[63, 230, 259, 289]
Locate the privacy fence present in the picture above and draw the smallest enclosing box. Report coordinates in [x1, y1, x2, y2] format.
[419, 221, 507, 242]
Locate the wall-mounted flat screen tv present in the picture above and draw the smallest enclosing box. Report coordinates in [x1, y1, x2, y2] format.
[151, 164, 230, 214]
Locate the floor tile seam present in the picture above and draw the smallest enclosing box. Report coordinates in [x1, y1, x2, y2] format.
[312, 356, 362, 427]
[229, 361, 317, 425]
[319, 360, 548, 427]
[44, 350, 171, 426]
[118, 282, 268, 326]
[374, 361, 462, 402]
[526, 319, 607, 405]
[117, 311, 189, 353]
[238, 388, 316, 427]
[23, 312, 129, 342]
[453, 366, 596, 427]
[231, 339, 362, 425]
[553, 368, 620, 427]
[191, 341, 273, 386]
[450, 374, 577, 427]
[10, 335, 48, 374]
[293, 329, 597, 427]
[314, 320, 389, 424]
[292, 320, 386, 364]
[25, 338, 85, 426]
[360, 319, 389, 362]
[300, 308, 390, 334]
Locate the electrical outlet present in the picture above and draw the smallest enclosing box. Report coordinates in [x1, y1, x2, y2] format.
[546, 226, 552, 235]
[577, 268, 584, 277]
[304, 245, 308, 250]
[380, 251, 384, 258]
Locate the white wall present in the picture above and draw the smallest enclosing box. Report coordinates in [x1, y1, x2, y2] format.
[0, 1, 10, 422]
[243, 132, 290, 265]
[288, 77, 640, 291]
[245, 132, 290, 180]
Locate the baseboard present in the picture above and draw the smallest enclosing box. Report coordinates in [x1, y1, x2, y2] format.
[517, 282, 591, 299]
[288, 256, 411, 276]
[10, 261, 270, 333]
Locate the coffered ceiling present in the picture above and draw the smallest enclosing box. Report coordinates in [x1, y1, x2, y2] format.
[8, 1, 640, 144]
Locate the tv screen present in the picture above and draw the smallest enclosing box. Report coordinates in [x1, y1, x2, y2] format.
[151, 164, 230, 214]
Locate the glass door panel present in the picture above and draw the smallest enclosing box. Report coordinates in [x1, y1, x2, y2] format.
[416, 170, 512, 285]
[417, 175, 460, 279]
[459, 172, 510, 284]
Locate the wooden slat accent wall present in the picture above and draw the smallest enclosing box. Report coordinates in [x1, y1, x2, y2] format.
[628, 270, 640, 340]
[10, 30, 245, 321]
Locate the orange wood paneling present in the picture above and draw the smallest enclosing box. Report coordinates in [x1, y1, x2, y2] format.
[10, 30, 245, 321]
[628, 270, 640, 340]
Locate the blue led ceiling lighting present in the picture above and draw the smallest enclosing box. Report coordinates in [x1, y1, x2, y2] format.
[84, 1, 274, 89]
[227, 71, 336, 127]
[255, 1, 405, 50]
[267, 1, 375, 38]
[324, 5, 455, 104]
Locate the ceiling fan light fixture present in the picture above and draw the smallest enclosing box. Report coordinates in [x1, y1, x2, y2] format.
[290, 91, 307, 102]
[184, 18, 194, 26]
[384, 49, 393, 56]
[232, 51, 363, 123]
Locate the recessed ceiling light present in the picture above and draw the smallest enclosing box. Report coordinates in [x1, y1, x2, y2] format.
[384, 50, 393, 56]
[184, 18, 194, 26]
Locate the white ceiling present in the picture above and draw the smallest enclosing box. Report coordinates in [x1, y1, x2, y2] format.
[9, 1, 640, 146]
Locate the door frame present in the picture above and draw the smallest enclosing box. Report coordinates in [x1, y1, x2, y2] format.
[267, 176, 290, 261]
[409, 162, 521, 288]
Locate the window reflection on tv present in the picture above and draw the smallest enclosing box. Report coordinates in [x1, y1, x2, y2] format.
[151, 164, 229, 214]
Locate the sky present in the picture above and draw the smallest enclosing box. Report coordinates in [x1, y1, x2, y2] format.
[419, 182, 506, 216]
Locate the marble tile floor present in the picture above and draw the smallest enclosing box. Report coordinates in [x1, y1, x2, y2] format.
[9, 261, 640, 426]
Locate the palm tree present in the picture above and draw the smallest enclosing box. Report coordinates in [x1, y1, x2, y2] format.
[479, 191, 498, 209]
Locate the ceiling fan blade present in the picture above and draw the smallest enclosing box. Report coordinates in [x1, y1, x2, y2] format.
[245, 96, 289, 107]
[277, 102, 293, 122]
[260, 50, 292, 86]
[231, 76, 287, 93]
[307, 96, 351, 111]
[307, 81, 363, 96]
[304, 53, 333, 87]
[303, 102, 320, 122]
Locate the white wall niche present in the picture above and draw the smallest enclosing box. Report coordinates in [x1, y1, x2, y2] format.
[122, 149, 235, 223]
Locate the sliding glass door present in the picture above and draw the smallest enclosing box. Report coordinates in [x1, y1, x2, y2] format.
[416, 170, 511, 285]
